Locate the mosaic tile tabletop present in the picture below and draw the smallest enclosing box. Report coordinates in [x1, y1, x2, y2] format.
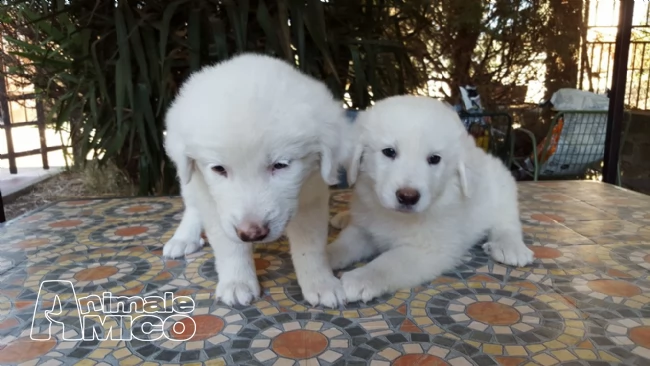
[1, 181, 650, 366]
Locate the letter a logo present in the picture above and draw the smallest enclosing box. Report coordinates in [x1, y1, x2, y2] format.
[31, 280, 83, 341]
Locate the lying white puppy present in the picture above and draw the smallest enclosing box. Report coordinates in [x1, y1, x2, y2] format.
[327, 95, 534, 302]
[164, 53, 351, 307]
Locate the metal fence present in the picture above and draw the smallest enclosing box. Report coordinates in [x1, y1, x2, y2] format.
[0, 50, 68, 223]
[0, 50, 66, 174]
[580, 0, 650, 110]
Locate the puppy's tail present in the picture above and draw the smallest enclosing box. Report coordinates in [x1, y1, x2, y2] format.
[330, 211, 351, 230]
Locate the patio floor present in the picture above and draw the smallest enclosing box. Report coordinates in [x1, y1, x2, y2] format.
[1, 181, 650, 365]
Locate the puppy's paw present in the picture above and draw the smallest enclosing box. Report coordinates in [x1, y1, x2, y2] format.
[483, 241, 534, 267]
[163, 237, 204, 258]
[340, 268, 385, 303]
[330, 211, 351, 230]
[216, 278, 261, 306]
[300, 275, 346, 308]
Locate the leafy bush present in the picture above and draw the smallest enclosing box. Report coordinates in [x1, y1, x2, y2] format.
[1, 0, 561, 195]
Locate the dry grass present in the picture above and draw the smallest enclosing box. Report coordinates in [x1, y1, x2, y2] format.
[4, 161, 136, 221]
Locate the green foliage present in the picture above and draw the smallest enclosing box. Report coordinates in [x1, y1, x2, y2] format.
[1, 0, 427, 195]
[0, 0, 558, 195]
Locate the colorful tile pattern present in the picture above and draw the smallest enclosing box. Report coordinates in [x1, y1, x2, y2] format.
[0, 181, 650, 365]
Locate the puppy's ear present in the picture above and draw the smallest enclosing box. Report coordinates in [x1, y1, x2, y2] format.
[319, 142, 340, 186]
[346, 143, 364, 186]
[164, 135, 195, 185]
[176, 156, 196, 185]
[456, 133, 473, 199]
[457, 160, 470, 199]
[338, 110, 366, 186]
[319, 109, 362, 186]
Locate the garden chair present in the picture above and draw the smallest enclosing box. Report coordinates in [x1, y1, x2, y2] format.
[509, 109, 631, 185]
[508, 87, 631, 184]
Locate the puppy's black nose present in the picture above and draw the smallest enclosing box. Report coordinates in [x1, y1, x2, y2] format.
[396, 188, 420, 206]
[235, 222, 270, 242]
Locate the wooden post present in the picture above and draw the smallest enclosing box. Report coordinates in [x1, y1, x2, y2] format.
[36, 98, 49, 170]
[603, 0, 634, 184]
[0, 189, 5, 223]
[0, 71, 17, 174]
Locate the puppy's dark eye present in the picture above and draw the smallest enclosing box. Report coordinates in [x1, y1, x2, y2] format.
[427, 155, 441, 165]
[211, 165, 227, 176]
[382, 148, 397, 159]
[273, 162, 288, 170]
[272, 161, 290, 171]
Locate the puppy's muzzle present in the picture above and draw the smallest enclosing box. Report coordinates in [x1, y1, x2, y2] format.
[234, 222, 270, 242]
[396, 187, 420, 207]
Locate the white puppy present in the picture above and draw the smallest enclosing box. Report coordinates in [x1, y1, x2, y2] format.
[164, 53, 350, 308]
[327, 95, 534, 302]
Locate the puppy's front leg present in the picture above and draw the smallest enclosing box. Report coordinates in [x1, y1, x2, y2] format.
[163, 181, 205, 258]
[286, 189, 345, 308]
[341, 246, 454, 303]
[327, 224, 377, 270]
[481, 198, 534, 267]
[483, 220, 534, 268]
[207, 225, 260, 306]
[163, 205, 204, 258]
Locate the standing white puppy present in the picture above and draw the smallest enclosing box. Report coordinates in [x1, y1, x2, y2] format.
[328, 95, 534, 302]
[164, 53, 349, 307]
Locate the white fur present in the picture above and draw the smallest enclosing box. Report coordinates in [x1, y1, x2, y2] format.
[327, 95, 534, 302]
[163, 53, 350, 307]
